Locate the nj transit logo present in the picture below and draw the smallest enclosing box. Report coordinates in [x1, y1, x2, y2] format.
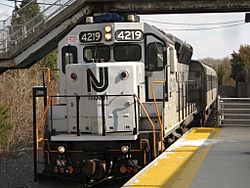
[87, 67, 109, 92]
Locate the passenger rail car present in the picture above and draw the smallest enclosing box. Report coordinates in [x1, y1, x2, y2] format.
[189, 60, 218, 125]
[34, 13, 218, 186]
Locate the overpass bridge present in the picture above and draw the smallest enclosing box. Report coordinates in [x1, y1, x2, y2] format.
[0, 0, 250, 74]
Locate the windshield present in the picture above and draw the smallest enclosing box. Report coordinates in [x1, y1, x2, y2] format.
[83, 44, 142, 63]
[114, 44, 141, 61]
[83, 45, 110, 62]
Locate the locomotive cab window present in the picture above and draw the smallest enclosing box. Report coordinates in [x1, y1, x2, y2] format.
[83, 45, 110, 63]
[114, 44, 141, 61]
[62, 45, 78, 74]
[145, 35, 165, 71]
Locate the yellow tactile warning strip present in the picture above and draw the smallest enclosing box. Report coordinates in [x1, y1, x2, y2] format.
[122, 128, 220, 188]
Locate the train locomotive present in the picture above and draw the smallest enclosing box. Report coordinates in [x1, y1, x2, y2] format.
[34, 13, 218, 186]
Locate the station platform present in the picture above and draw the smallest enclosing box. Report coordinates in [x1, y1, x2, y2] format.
[122, 127, 250, 188]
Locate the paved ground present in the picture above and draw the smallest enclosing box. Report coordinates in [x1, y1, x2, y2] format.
[190, 127, 250, 188]
[0, 148, 34, 188]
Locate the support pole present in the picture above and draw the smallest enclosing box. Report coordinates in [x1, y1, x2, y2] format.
[32, 87, 38, 182]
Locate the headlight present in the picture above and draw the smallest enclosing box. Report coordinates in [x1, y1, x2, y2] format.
[58, 146, 65, 153]
[104, 25, 112, 41]
[121, 146, 129, 153]
[105, 33, 112, 41]
[104, 25, 112, 33]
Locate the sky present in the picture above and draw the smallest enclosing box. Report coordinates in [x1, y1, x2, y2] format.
[0, 1, 13, 20]
[1, 1, 250, 59]
[141, 13, 250, 59]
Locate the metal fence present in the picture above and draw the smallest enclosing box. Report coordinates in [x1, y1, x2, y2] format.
[218, 97, 250, 127]
[0, 0, 76, 52]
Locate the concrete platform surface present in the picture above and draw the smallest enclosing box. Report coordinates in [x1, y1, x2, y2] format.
[123, 127, 250, 188]
[190, 127, 250, 188]
[122, 128, 219, 188]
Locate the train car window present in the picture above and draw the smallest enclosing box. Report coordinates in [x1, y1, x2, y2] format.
[62, 46, 77, 74]
[114, 44, 141, 61]
[83, 45, 110, 63]
[207, 75, 210, 91]
[212, 75, 218, 88]
[146, 40, 165, 72]
[207, 74, 213, 91]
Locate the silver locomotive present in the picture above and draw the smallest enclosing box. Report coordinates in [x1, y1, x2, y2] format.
[34, 13, 218, 186]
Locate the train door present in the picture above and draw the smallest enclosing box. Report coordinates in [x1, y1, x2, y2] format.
[59, 45, 78, 97]
[145, 34, 166, 101]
